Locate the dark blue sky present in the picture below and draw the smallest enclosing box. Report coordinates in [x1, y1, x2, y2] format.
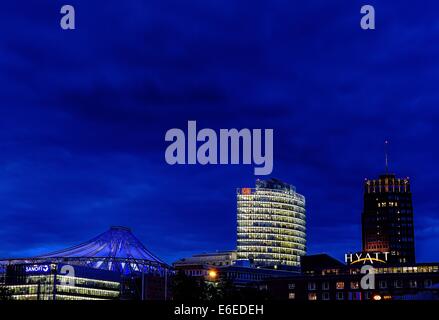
[1, 1, 439, 264]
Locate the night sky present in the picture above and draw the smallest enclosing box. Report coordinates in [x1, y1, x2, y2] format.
[1, 0, 439, 264]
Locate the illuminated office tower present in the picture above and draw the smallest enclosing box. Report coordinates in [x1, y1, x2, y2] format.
[362, 173, 415, 264]
[237, 178, 306, 269]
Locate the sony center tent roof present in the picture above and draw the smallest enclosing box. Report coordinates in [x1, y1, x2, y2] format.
[0, 226, 170, 275]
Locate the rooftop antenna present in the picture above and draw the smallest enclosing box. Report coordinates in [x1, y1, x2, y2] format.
[384, 140, 389, 174]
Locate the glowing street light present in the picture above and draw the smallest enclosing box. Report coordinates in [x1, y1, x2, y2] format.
[208, 270, 218, 280]
[372, 294, 382, 301]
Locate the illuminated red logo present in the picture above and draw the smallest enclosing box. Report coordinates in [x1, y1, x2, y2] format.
[242, 188, 252, 195]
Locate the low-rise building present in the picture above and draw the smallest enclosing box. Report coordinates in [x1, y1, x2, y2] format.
[261, 254, 439, 301]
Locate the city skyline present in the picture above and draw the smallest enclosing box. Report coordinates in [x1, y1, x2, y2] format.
[0, 163, 436, 265]
[2, 1, 439, 266]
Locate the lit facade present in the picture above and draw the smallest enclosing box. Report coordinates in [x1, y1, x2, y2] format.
[237, 178, 306, 269]
[0, 227, 171, 300]
[363, 174, 415, 264]
[261, 254, 439, 301]
[4, 263, 120, 300]
[173, 250, 237, 267]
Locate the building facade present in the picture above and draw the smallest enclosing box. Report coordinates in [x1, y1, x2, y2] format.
[262, 255, 439, 301]
[0, 227, 171, 300]
[4, 263, 120, 300]
[362, 174, 415, 264]
[173, 250, 237, 268]
[174, 262, 297, 288]
[237, 178, 306, 269]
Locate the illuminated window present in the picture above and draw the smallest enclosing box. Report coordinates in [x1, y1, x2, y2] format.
[350, 281, 359, 290]
[336, 282, 345, 290]
[308, 293, 317, 301]
[236, 184, 306, 268]
[288, 293, 295, 300]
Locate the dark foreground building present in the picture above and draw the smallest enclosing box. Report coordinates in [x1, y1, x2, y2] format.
[173, 251, 297, 288]
[0, 226, 171, 300]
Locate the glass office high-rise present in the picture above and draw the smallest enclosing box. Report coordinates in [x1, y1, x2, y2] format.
[362, 173, 415, 264]
[237, 178, 306, 269]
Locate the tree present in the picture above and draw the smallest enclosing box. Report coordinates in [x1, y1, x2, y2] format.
[172, 271, 209, 301]
[172, 271, 270, 302]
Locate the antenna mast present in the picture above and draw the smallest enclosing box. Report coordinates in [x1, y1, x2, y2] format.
[384, 140, 389, 174]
